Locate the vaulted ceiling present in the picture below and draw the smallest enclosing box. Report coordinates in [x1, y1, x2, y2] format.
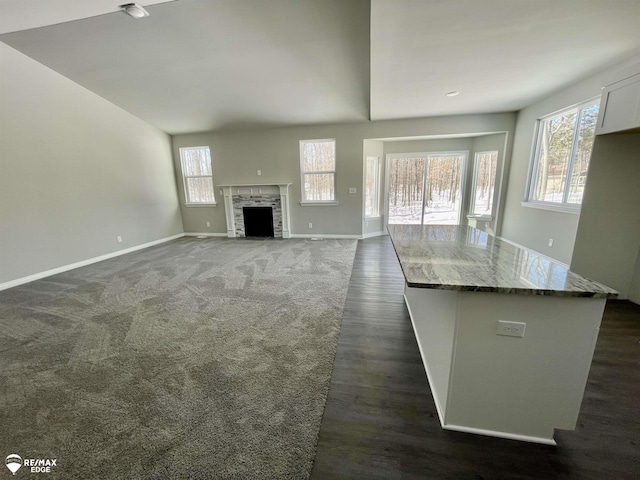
[2, 0, 640, 135]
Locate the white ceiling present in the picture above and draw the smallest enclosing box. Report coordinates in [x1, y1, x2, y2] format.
[1, 0, 640, 135]
[0, 0, 176, 34]
[371, 0, 640, 120]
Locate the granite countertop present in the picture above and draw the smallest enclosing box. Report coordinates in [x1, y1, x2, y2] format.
[388, 224, 618, 298]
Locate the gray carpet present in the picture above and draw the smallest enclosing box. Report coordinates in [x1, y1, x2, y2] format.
[0, 237, 358, 479]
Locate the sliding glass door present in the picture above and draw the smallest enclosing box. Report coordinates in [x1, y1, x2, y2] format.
[386, 152, 466, 226]
[387, 156, 425, 224]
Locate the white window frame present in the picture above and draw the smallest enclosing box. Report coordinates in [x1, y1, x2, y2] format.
[523, 98, 600, 213]
[383, 150, 469, 229]
[299, 138, 337, 205]
[364, 156, 381, 218]
[179, 146, 216, 206]
[469, 150, 499, 220]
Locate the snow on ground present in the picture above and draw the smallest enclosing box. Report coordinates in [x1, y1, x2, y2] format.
[388, 194, 460, 225]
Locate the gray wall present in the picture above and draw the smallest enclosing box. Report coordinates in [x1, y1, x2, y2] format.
[383, 138, 474, 155]
[172, 115, 516, 237]
[571, 133, 640, 299]
[0, 43, 183, 285]
[501, 73, 605, 264]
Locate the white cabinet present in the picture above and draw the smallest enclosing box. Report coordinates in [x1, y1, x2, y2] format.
[404, 286, 607, 445]
[596, 73, 640, 135]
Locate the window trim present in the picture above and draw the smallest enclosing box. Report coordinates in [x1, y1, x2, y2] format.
[299, 138, 337, 205]
[384, 150, 469, 228]
[364, 156, 381, 218]
[523, 97, 600, 212]
[520, 200, 580, 215]
[469, 150, 499, 219]
[179, 146, 216, 206]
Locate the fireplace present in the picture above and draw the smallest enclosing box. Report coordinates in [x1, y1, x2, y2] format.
[243, 207, 274, 237]
[219, 183, 292, 238]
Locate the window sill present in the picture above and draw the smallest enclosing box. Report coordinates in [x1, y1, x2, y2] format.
[467, 214, 492, 221]
[185, 203, 217, 207]
[521, 201, 580, 215]
[365, 215, 382, 219]
[300, 201, 339, 206]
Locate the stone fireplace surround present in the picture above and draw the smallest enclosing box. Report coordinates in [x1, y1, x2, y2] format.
[219, 184, 292, 238]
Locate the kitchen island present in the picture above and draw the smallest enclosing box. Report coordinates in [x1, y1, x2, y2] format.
[388, 224, 618, 445]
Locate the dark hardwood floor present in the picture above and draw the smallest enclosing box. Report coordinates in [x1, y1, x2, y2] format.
[311, 236, 640, 479]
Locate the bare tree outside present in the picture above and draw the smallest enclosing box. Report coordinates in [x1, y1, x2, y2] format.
[302, 140, 335, 201]
[364, 157, 380, 217]
[472, 151, 498, 216]
[180, 146, 215, 204]
[388, 153, 465, 225]
[532, 102, 599, 205]
[388, 156, 425, 224]
[568, 104, 599, 204]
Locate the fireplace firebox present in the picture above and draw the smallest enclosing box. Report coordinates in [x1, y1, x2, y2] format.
[243, 207, 274, 237]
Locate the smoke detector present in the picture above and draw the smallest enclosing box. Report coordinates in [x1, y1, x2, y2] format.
[120, 3, 149, 18]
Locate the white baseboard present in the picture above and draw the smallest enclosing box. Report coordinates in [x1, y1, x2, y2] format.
[0, 233, 185, 292]
[290, 233, 362, 239]
[186, 232, 362, 240]
[184, 232, 228, 237]
[441, 424, 557, 446]
[362, 231, 387, 239]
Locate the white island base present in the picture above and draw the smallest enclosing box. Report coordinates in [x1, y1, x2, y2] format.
[405, 286, 605, 445]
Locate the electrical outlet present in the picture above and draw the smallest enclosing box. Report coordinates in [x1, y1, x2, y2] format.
[348, 187, 356, 194]
[496, 320, 526, 338]
[257, 169, 262, 176]
[206, 222, 211, 227]
[308, 223, 313, 229]
[548, 238, 554, 247]
[116, 236, 123, 243]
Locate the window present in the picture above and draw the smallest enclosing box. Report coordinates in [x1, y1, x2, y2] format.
[386, 152, 467, 226]
[470, 151, 498, 217]
[364, 156, 380, 217]
[525, 99, 599, 210]
[179, 146, 215, 205]
[300, 139, 336, 203]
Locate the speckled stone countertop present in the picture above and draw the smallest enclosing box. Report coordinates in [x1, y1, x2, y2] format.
[388, 224, 618, 298]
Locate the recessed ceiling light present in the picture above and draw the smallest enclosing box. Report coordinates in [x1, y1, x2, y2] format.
[120, 3, 149, 19]
[445, 91, 460, 97]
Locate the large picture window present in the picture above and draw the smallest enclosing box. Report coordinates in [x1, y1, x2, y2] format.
[470, 151, 498, 217]
[364, 156, 380, 217]
[386, 151, 467, 226]
[179, 146, 216, 205]
[525, 99, 599, 210]
[300, 139, 336, 203]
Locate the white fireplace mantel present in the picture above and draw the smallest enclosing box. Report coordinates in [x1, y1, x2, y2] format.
[218, 183, 292, 238]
